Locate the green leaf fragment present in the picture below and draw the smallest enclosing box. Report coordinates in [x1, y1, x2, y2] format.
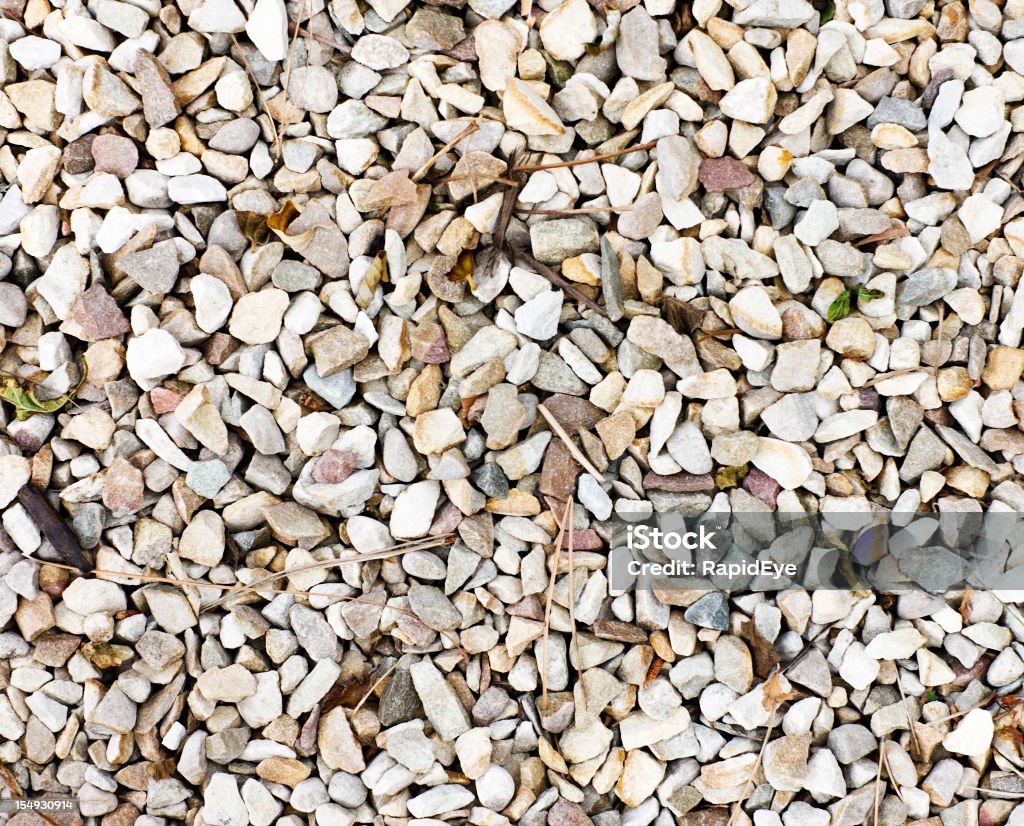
[827, 289, 852, 324]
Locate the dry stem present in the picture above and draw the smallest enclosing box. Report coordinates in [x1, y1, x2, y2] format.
[540, 499, 574, 715]
[516, 251, 609, 318]
[516, 206, 634, 215]
[412, 121, 479, 183]
[352, 661, 399, 715]
[893, 665, 922, 758]
[566, 500, 584, 715]
[34, 555, 468, 655]
[203, 534, 454, 611]
[282, 0, 309, 107]
[230, 34, 282, 161]
[537, 403, 606, 483]
[923, 691, 998, 727]
[727, 715, 774, 826]
[933, 300, 946, 378]
[512, 140, 658, 172]
[287, 21, 352, 52]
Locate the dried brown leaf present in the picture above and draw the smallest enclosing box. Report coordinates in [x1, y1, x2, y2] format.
[852, 222, 910, 247]
[762, 671, 798, 710]
[657, 296, 705, 335]
[358, 251, 388, 309]
[644, 655, 664, 689]
[739, 618, 780, 678]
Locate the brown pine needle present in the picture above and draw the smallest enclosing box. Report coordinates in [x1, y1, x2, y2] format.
[872, 735, 888, 826]
[516, 251, 609, 318]
[923, 691, 998, 727]
[537, 403, 606, 483]
[880, 743, 905, 804]
[352, 661, 399, 715]
[541, 498, 574, 715]
[438, 172, 520, 188]
[412, 121, 479, 183]
[862, 367, 929, 388]
[230, 35, 282, 161]
[32, 554, 468, 655]
[933, 300, 946, 378]
[965, 786, 1024, 799]
[727, 715, 774, 826]
[282, 0, 308, 108]
[516, 206, 634, 215]
[203, 534, 455, 611]
[286, 21, 351, 52]
[893, 665, 922, 758]
[513, 140, 658, 172]
[566, 499, 585, 716]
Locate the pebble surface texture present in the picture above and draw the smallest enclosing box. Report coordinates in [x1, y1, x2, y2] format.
[3, 0, 1024, 825]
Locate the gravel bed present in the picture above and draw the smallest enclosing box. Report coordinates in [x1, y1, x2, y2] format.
[2, 0, 1024, 825]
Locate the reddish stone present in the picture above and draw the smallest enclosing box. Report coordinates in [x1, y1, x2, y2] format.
[464, 395, 487, 424]
[699, 157, 756, 192]
[781, 307, 819, 341]
[429, 500, 463, 535]
[150, 387, 184, 414]
[548, 800, 594, 826]
[312, 449, 358, 484]
[506, 594, 545, 620]
[560, 529, 602, 549]
[541, 394, 604, 431]
[203, 332, 238, 365]
[857, 387, 880, 410]
[447, 34, 477, 62]
[743, 467, 781, 509]
[643, 472, 714, 492]
[679, 808, 730, 826]
[102, 457, 144, 515]
[92, 134, 139, 178]
[540, 438, 579, 501]
[923, 406, 954, 427]
[411, 321, 450, 364]
[63, 135, 95, 174]
[102, 803, 141, 826]
[69, 284, 131, 341]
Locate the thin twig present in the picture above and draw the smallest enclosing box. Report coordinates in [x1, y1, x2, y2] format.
[537, 403, 606, 483]
[727, 716, 774, 826]
[30, 555, 469, 654]
[282, 0, 308, 107]
[893, 665, 922, 757]
[541, 499, 573, 715]
[512, 140, 658, 172]
[412, 121, 479, 183]
[965, 786, 1024, 799]
[204, 534, 454, 611]
[862, 368, 928, 389]
[230, 34, 282, 161]
[516, 251, 609, 318]
[923, 691, 998, 727]
[486, 146, 524, 282]
[351, 661, 399, 715]
[880, 743, 905, 804]
[437, 172, 520, 188]
[516, 206, 634, 215]
[779, 624, 832, 677]
[566, 500, 584, 717]
[872, 735, 887, 826]
[287, 21, 351, 52]
[933, 300, 946, 378]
